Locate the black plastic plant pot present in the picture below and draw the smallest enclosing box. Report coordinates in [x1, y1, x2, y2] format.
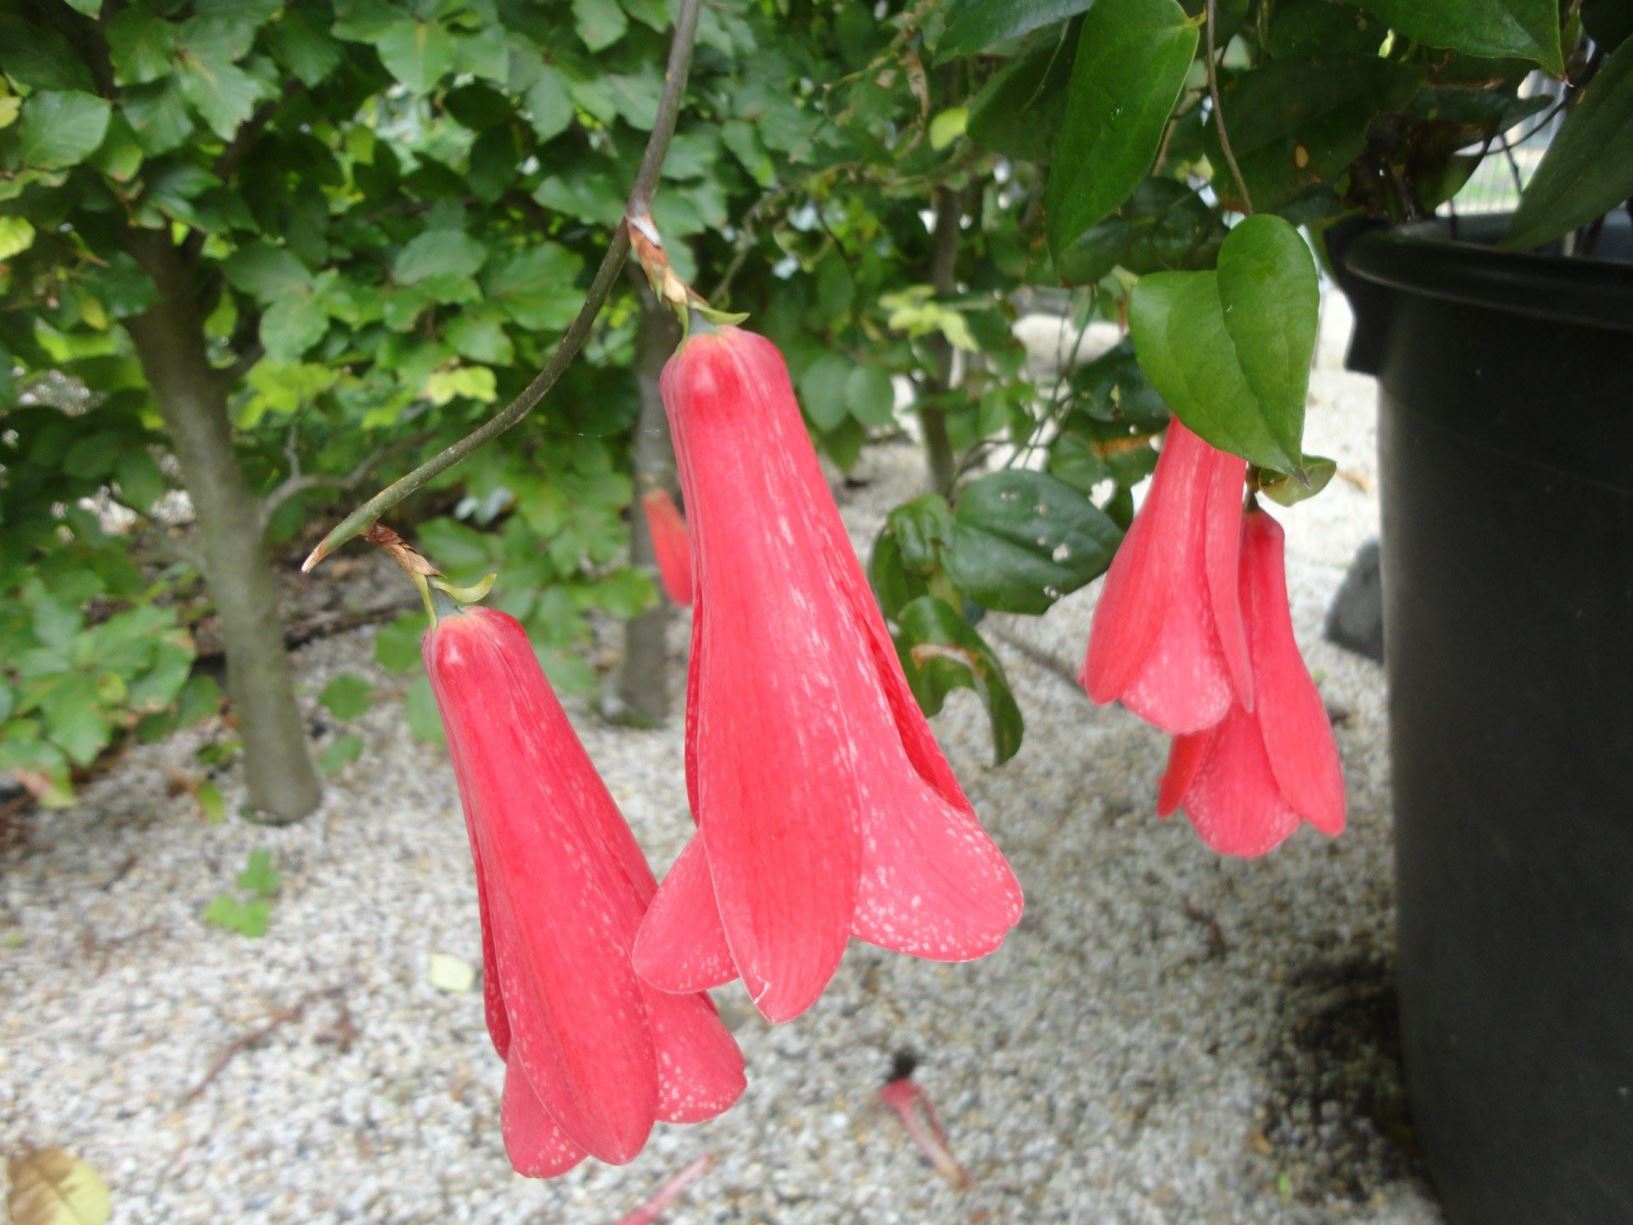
[1336, 213, 1633, 1224]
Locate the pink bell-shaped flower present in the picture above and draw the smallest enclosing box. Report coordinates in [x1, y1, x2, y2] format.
[632, 323, 1023, 1023]
[423, 606, 745, 1175]
[1082, 419, 1253, 734]
[640, 487, 693, 606]
[1156, 509, 1346, 856]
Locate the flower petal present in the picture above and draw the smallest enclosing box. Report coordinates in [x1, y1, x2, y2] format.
[501, 1059, 587, 1179]
[632, 836, 738, 994]
[1157, 731, 1208, 817]
[641, 488, 693, 606]
[1242, 512, 1346, 835]
[852, 793, 1023, 961]
[1203, 445, 1252, 710]
[1173, 703, 1303, 857]
[643, 986, 747, 1124]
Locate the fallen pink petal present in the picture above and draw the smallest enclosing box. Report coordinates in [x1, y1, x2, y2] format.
[878, 1076, 972, 1190]
[611, 1153, 713, 1225]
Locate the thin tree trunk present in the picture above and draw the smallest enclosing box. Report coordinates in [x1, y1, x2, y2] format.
[607, 290, 682, 726]
[922, 182, 962, 496]
[125, 230, 321, 823]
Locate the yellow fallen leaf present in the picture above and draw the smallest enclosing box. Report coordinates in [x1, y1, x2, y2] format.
[6, 1148, 112, 1225]
[427, 952, 476, 994]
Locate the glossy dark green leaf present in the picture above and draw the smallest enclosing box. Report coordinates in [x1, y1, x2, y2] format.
[1129, 214, 1317, 470]
[893, 596, 1023, 764]
[1505, 43, 1633, 251]
[946, 470, 1122, 613]
[937, 0, 1093, 60]
[1057, 177, 1226, 283]
[1352, 0, 1562, 76]
[1208, 57, 1422, 212]
[966, 32, 1076, 163]
[1045, 0, 1199, 256]
[1265, 0, 1385, 60]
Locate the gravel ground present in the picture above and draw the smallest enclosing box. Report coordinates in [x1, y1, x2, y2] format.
[0, 301, 1440, 1224]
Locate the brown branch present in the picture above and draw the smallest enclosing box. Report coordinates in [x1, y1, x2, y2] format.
[179, 986, 347, 1106]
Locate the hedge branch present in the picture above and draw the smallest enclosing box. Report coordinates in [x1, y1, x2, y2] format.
[302, 0, 703, 571]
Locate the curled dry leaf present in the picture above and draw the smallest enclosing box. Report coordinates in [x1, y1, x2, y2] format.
[6, 1148, 112, 1225]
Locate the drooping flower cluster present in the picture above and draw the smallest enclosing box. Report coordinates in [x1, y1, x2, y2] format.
[1082, 421, 1346, 855]
[424, 606, 745, 1175]
[633, 323, 1024, 1022]
[421, 322, 1023, 1178]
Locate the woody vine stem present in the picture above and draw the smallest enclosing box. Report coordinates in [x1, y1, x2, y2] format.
[302, 0, 704, 571]
[1204, 0, 1254, 215]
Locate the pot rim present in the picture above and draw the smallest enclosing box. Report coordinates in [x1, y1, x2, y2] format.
[1343, 213, 1633, 334]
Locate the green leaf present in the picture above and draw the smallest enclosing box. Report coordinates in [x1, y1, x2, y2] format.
[236, 848, 280, 897]
[1505, 43, 1633, 251]
[394, 230, 486, 284]
[797, 353, 854, 431]
[0, 216, 35, 261]
[1266, 0, 1385, 59]
[107, 8, 178, 85]
[374, 612, 426, 673]
[483, 244, 584, 329]
[573, 0, 628, 52]
[1352, 0, 1562, 76]
[175, 674, 223, 726]
[319, 733, 365, 775]
[39, 674, 111, 766]
[967, 34, 1075, 163]
[928, 106, 969, 151]
[404, 671, 445, 745]
[893, 596, 1024, 764]
[0, 19, 97, 91]
[177, 39, 264, 139]
[1129, 215, 1317, 470]
[1058, 176, 1226, 283]
[937, 0, 1094, 60]
[123, 83, 194, 154]
[269, 11, 344, 86]
[945, 470, 1123, 613]
[16, 91, 112, 170]
[112, 448, 167, 512]
[1045, 0, 1199, 257]
[203, 892, 271, 937]
[196, 780, 226, 824]
[524, 64, 575, 140]
[1207, 57, 1422, 212]
[260, 296, 329, 362]
[224, 244, 313, 300]
[845, 365, 897, 428]
[1257, 454, 1336, 506]
[318, 673, 374, 720]
[63, 0, 102, 15]
[377, 18, 457, 92]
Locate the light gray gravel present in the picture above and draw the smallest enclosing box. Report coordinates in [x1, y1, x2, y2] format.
[0, 302, 1439, 1224]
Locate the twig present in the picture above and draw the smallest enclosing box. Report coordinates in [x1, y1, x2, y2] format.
[878, 1076, 973, 1190]
[1181, 898, 1230, 960]
[302, 0, 704, 572]
[179, 986, 347, 1105]
[259, 429, 434, 530]
[1204, 0, 1253, 214]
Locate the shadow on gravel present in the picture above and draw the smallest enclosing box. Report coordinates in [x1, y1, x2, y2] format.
[1263, 955, 1431, 1206]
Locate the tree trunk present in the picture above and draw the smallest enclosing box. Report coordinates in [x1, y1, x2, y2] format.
[922, 182, 963, 496]
[125, 230, 321, 823]
[607, 291, 683, 726]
